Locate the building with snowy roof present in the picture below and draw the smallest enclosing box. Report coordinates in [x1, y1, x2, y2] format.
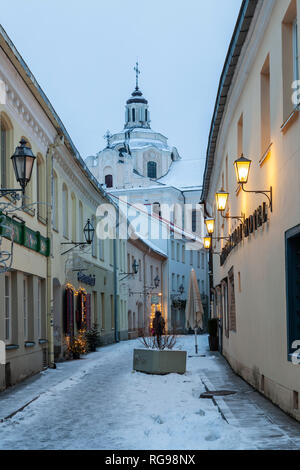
[86, 65, 209, 331]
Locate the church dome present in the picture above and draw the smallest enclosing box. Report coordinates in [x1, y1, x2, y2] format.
[124, 62, 151, 130]
[126, 88, 148, 105]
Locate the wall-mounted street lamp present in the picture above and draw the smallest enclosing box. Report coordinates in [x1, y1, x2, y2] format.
[205, 218, 230, 244]
[154, 275, 160, 288]
[120, 259, 139, 281]
[0, 139, 37, 273]
[215, 188, 245, 224]
[205, 218, 215, 235]
[61, 219, 95, 255]
[204, 237, 212, 250]
[215, 189, 229, 212]
[178, 284, 185, 296]
[0, 139, 36, 200]
[234, 154, 273, 212]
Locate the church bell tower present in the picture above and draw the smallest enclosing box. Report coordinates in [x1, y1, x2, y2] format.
[124, 62, 151, 130]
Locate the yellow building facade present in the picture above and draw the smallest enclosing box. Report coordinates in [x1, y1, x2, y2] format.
[0, 25, 127, 389]
[202, 0, 300, 420]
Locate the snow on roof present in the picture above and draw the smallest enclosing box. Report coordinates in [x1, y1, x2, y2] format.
[158, 158, 205, 190]
[139, 237, 167, 258]
[112, 139, 171, 152]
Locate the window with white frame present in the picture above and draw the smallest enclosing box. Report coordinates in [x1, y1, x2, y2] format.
[62, 184, 68, 238]
[5, 273, 11, 343]
[37, 279, 42, 339]
[23, 276, 28, 341]
[52, 171, 58, 231]
[171, 241, 175, 260]
[293, 18, 299, 82]
[92, 216, 97, 258]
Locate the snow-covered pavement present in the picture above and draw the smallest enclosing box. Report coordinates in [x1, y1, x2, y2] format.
[0, 335, 299, 450]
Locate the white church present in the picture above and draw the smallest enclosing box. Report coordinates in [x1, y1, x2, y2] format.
[86, 64, 209, 331]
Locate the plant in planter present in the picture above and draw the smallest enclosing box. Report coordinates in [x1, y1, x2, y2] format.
[134, 325, 186, 375]
[85, 324, 101, 352]
[67, 329, 88, 359]
[207, 318, 219, 351]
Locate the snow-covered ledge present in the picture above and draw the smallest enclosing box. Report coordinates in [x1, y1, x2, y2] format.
[133, 349, 187, 375]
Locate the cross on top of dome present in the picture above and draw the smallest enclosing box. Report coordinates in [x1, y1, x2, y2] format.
[134, 61, 140, 90]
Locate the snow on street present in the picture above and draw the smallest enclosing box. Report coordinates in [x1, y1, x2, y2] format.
[0, 335, 299, 450]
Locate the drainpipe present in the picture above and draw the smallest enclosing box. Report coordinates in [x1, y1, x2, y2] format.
[113, 238, 119, 342]
[46, 143, 54, 368]
[113, 200, 120, 343]
[143, 251, 147, 330]
[46, 135, 64, 368]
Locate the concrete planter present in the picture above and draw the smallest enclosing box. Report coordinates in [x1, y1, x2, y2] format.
[133, 349, 187, 375]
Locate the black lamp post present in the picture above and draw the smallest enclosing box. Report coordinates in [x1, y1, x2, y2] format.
[61, 218, 95, 255]
[120, 259, 139, 280]
[234, 154, 273, 212]
[178, 284, 184, 296]
[0, 138, 36, 199]
[83, 219, 95, 245]
[132, 259, 139, 275]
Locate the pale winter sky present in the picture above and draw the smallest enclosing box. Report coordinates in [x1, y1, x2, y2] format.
[1, 0, 241, 180]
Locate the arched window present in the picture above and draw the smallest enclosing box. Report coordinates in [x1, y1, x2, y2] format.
[62, 183, 68, 238]
[147, 161, 157, 179]
[145, 109, 148, 122]
[21, 137, 33, 206]
[132, 108, 136, 122]
[105, 174, 113, 188]
[152, 202, 161, 217]
[0, 113, 13, 189]
[71, 193, 76, 241]
[37, 154, 46, 221]
[52, 171, 58, 230]
[91, 215, 97, 257]
[79, 201, 83, 242]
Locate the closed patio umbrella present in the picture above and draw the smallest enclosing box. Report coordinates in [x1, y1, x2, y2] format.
[185, 268, 204, 354]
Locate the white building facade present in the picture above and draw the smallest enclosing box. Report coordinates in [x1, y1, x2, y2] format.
[86, 71, 209, 330]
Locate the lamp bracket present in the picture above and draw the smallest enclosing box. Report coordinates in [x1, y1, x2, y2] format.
[212, 236, 231, 242]
[221, 212, 245, 224]
[60, 242, 90, 256]
[0, 189, 23, 201]
[241, 185, 273, 212]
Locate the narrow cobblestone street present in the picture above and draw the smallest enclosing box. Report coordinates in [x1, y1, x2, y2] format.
[0, 336, 299, 450]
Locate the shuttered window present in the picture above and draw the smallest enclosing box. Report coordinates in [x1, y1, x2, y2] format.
[228, 267, 237, 332]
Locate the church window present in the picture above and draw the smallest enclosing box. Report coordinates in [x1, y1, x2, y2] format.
[153, 202, 161, 217]
[105, 174, 113, 188]
[147, 161, 157, 179]
[132, 108, 136, 122]
[192, 209, 197, 233]
[145, 109, 148, 121]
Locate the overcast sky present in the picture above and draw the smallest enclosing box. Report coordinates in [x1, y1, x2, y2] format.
[1, 0, 241, 178]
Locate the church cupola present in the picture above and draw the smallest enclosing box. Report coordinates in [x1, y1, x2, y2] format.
[125, 62, 151, 130]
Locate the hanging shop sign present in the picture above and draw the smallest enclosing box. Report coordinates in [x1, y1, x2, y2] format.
[77, 272, 96, 287]
[220, 202, 268, 266]
[151, 295, 160, 305]
[0, 213, 50, 256]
